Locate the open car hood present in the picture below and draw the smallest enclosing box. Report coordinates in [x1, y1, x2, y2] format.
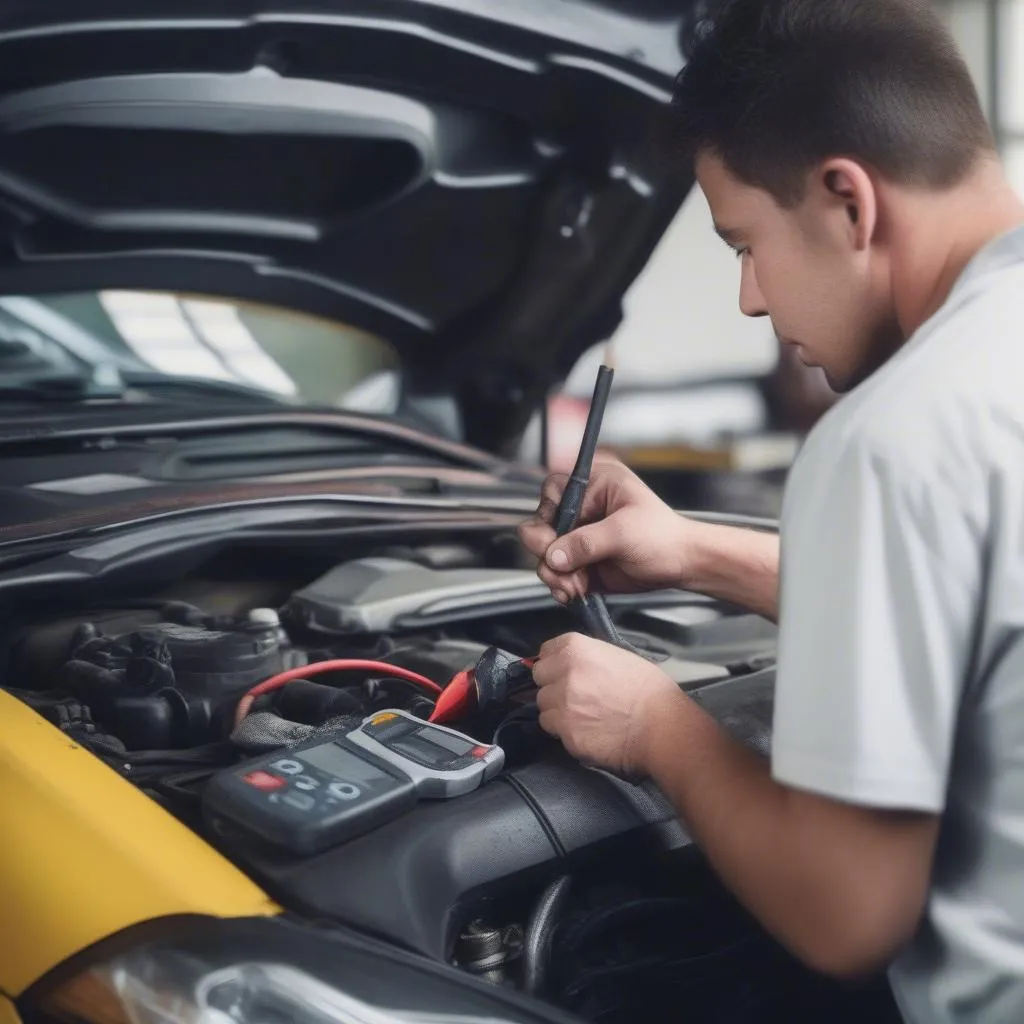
[0, 1, 697, 453]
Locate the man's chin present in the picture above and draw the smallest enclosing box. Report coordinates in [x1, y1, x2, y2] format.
[822, 370, 848, 393]
[791, 348, 837, 387]
[830, 362, 889, 392]
[834, 346, 900, 392]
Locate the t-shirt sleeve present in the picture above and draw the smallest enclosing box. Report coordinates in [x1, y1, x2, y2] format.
[771, 434, 982, 813]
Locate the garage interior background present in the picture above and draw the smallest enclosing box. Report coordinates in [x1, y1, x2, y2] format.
[562, 0, 1022, 418]
[535, 0, 1022, 511]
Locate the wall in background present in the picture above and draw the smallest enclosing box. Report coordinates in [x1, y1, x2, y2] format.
[995, 1, 1024, 192]
[566, 183, 777, 395]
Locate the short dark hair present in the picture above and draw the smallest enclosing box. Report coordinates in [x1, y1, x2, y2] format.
[672, 0, 996, 206]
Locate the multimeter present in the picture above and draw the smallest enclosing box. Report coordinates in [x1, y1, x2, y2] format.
[202, 708, 505, 856]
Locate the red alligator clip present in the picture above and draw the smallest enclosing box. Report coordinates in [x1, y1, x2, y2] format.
[429, 647, 537, 724]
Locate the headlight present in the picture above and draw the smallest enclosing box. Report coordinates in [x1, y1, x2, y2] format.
[47, 955, 495, 1024]
[35, 919, 570, 1024]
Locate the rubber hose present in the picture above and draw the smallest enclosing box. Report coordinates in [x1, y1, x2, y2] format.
[523, 875, 573, 996]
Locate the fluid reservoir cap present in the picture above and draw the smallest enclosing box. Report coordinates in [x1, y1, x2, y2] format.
[247, 607, 281, 627]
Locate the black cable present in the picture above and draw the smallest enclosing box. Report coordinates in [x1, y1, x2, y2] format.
[82, 736, 237, 781]
[579, 593, 643, 656]
[492, 704, 541, 748]
[523, 875, 573, 996]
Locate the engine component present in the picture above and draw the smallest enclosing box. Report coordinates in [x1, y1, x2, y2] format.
[377, 639, 491, 685]
[625, 604, 777, 649]
[690, 668, 775, 758]
[283, 557, 550, 634]
[523, 875, 572, 996]
[271, 678, 365, 724]
[58, 612, 291, 749]
[453, 920, 523, 986]
[543, 873, 768, 1023]
[543, 862, 885, 1024]
[6, 689, 126, 754]
[373, 543, 480, 570]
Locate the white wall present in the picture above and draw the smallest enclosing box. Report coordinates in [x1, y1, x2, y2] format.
[565, 183, 777, 395]
[942, 0, 994, 117]
[939, 0, 1024, 195]
[996, 1, 1024, 195]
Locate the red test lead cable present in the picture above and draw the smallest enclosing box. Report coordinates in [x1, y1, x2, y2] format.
[234, 659, 443, 727]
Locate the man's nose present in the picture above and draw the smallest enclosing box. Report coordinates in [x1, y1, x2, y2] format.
[739, 259, 768, 318]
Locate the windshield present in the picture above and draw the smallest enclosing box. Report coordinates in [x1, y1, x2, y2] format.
[0, 290, 402, 411]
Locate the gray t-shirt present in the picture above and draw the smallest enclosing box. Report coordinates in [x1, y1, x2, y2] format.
[772, 222, 1024, 1024]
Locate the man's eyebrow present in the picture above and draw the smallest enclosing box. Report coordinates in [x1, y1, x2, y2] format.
[713, 223, 743, 245]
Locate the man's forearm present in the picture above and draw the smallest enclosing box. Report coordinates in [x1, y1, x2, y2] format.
[638, 689, 933, 975]
[682, 522, 780, 621]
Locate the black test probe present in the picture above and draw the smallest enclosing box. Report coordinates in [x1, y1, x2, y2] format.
[554, 365, 641, 654]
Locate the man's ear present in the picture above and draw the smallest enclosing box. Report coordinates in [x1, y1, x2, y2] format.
[816, 158, 878, 251]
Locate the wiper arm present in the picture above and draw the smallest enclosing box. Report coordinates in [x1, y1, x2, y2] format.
[118, 371, 288, 405]
[0, 369, 285, 406]
[0, 370, 125, 402]
[0, 405, 505, 473]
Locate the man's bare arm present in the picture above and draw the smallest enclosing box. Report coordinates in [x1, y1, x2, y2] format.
[641, 686, 939, 976]
[683, 521, 780, 621]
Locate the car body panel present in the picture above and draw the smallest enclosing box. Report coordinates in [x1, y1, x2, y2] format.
[0, 689, 280, 997]
[0, 408, 540, 554]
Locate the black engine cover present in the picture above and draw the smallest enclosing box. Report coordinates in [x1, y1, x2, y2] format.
[208, 753, 686, 960]
[205, 669, 775, 962]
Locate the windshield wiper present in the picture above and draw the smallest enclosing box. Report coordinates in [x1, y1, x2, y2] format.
[119, 371, 288, 405]
[0, 369, 286, 406]
[0, 370, 124, 402]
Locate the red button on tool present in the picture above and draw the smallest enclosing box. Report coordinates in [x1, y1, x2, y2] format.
[471, 745, 489, 758]
[243, 770, 285, 791]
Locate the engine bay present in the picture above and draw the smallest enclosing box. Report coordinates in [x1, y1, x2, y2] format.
[0, 533, 815, 1021]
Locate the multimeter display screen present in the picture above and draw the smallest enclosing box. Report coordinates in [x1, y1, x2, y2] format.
[419, 727, 474, 756]
[390, 727, 473, 767]
[303, 743, 395, 784]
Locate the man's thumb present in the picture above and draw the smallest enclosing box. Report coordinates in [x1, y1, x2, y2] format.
[545, 519, 620, 572]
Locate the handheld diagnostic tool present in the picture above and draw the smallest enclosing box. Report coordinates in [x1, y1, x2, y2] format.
[202, 709, 504, 855]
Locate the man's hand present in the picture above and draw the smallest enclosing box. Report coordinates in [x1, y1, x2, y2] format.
[517, 453, 782, 621]
[531, 632, 682, 776]
[517, 455, 696, 604]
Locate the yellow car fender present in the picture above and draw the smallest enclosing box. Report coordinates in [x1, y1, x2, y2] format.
[0, 690, 279, 996]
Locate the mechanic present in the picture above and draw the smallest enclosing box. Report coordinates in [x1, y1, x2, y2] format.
[517, 2, 1024, 1022]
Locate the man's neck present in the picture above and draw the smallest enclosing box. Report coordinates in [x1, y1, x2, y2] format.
[889, 157, 1024, 337]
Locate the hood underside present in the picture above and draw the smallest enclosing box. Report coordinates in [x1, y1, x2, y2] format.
[0, 1, 696, 452]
